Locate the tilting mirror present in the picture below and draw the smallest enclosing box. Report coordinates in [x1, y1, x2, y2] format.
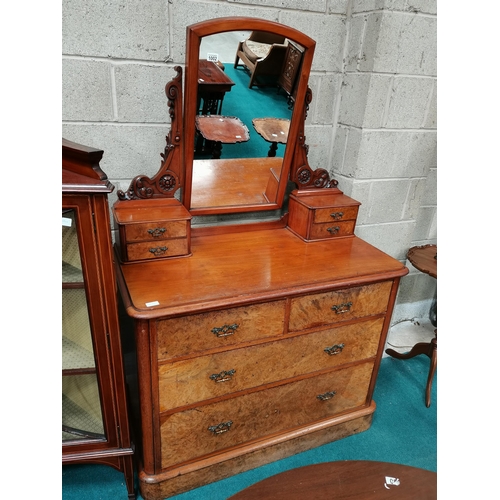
[183, 18, 317, 215]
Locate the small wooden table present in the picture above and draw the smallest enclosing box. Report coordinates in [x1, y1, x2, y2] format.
[252, 118, 290, 157]
[228, 460, 437, 499]
[198, 59, 235, 115]
[195, 115, 250, 159]
[386, 244, 437, 407]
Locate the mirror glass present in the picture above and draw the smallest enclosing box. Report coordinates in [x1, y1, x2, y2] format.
[183, 19, 315, 215]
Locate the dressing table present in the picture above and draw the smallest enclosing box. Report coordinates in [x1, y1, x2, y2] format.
[112, 17, 408, 500]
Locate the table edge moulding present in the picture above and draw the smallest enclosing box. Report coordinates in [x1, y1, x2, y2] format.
[110, 17, 409, 500]
[62, 138, 136, 499]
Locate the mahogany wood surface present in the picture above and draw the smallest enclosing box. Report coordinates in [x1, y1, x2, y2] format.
[407, 244, 437, 278]
[198, 59, 235, 93]
[228, 460, 437, 499]
[63, 140, 135, 499]
[190, 157, 283, 209]
[118, 228, 407, 319]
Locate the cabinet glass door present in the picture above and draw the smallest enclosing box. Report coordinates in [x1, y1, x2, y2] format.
[62, 208, 105, 443]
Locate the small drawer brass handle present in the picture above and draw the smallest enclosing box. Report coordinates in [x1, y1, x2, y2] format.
[211, 323, 239, 338]
[331, 302, 352, 314]
[149, 246, 168, 256]
[327, 226, 340, 234]
[210, 369, 236, 383]
[208, 421, 233, 435]
[147, 227, 166, 238]
[317, 390, 337, 401]
[324, 343, 345, 356]
[330, 212, 344, 220]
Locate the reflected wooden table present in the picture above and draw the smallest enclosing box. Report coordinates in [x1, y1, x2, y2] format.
[385, 244, 437, 407]
[195, 115, 250, 159]
[197, 59, 235, 114]
[252, 118, 290, 157]
[228, 460, 437, 499]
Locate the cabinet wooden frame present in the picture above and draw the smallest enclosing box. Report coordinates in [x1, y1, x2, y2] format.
[62, 139, 135, 499]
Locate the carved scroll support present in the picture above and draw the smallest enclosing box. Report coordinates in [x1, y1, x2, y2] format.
[117, 66, 184, 201]
[290, 87, 338, 190]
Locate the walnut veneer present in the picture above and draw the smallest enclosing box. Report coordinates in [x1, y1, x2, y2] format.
[116, 220, 407, 499]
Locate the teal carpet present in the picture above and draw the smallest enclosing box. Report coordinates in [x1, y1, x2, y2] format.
[62, 355, 437, 499]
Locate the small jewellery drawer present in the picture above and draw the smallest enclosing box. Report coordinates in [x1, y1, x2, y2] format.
[160, 361, 374, 469]
[157, 300, 286, 361]
[309, 220, 356, 240]
[289, 281, 392, 332]
[158, 317, 384, 411]
[124, 238, 189, 262]
[123, 220, 187, 242]
[287, 188, 360, 242]
[113, 198, 192, 263]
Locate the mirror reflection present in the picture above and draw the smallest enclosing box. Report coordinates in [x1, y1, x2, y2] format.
[191, 30, 302, 210]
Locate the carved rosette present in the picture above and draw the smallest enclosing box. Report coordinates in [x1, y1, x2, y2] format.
[290, 87, 338, 190]
[117, 66, 184, 201]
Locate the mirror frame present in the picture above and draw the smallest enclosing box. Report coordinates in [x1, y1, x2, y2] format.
[183, 17, 316, 216]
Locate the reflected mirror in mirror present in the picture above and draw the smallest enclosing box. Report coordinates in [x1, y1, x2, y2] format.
[190, 29, 304, 211]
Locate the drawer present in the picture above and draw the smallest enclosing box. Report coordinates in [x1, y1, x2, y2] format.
[309, 220, 356, 240]
[314, 205, 359, 223]
[157, 300, 286, 361]
[124, 220, 188, 242]
[158, 318, 384, 411]
[289, 281, 392, 332]
[160, 361, 374, 469]
[125, 238, 189, 261]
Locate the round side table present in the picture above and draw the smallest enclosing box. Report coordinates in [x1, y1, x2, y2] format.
[385, 244, 437, 407]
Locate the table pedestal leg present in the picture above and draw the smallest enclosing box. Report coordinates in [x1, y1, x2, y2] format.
[385, 330, 437, 407]
[268, 142, 278, 157]
[212, 141, 222, 159]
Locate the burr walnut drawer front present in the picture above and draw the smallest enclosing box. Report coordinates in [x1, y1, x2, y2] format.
[158, 317, 384, 411]
[124, 220, 188, 242]
[160, 361, 373, 469]
[157, 300, 286, 361]
[124, 237, 189, 262]
[289, 281, 392, 332]
[314, 205, 359, 223]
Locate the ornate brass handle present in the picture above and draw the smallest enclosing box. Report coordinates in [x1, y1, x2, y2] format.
[317, 390, 337, 401]
[324, 343, 345, 356]
[331, 302, 352, 314]
[208, 421, 233, 435]
[210, 369, 236, 383]
[330, 212, 344, 220]
[147, 227, 166, 237]
[211, 323, 239, 338]
[327, 226, 340, 234]
[149, 246, 168, 256]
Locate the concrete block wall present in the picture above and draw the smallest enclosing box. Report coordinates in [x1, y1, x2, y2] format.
[62, 0, 437, 323]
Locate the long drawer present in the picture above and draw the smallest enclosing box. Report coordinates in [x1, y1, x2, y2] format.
[289, 281, 392, 332]
[158, 317, 384, 411]
[160, 361, 374, 469]
[157, 300, 286, 361]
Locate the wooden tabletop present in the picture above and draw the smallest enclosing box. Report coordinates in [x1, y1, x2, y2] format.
[195, 115, 250, 144]
[198, 59, 235, 92]
[252, 118, 290, 144]
[228, 460, 437, 499]
[407, 244, 437, 279]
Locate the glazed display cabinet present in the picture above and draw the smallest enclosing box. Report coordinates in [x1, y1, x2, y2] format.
[62, 139, 135, 499]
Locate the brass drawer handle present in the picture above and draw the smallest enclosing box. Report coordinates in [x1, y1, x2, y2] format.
[211, 323, 239, 338]
[331, 302, 352, 314]
[208, 421, 233, 435]
[149, 246, 168, 256]
[210, 369, 236, 383]
[317, 390, 337, 401]
[147, 227, 166, 238]
[330, 212, 344, 220]
[327, 226, 340, 235]
[324, 343, 345, 356]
